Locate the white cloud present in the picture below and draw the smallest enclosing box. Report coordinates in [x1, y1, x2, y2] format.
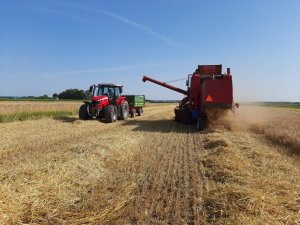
[92, 8, 185, 48]
[57, 1, 185, 48]
[28, 6, 90, 22]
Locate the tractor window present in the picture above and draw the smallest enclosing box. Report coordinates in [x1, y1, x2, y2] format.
[95, 85, 121, 97]
[97, 86, 109, 96]
[114, 87, 120, 96]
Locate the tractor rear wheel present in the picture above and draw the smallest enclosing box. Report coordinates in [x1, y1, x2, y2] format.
[121, 101, 129, 120]
[104, 105, 117, 123]
[79, 104, 91, 120]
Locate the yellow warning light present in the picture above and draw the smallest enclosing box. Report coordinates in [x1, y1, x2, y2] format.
[205, 95, 213, 102]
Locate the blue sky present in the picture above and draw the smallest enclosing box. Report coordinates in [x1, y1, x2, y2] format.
[0, 0, 299, 101]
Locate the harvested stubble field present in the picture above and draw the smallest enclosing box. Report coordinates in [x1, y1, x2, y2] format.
[0, 103, 299, 224]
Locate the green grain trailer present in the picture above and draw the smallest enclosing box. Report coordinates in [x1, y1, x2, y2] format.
[124, 95, 145, 117]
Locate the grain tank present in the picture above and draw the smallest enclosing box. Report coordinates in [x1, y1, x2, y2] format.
[143, 64, 237, 129]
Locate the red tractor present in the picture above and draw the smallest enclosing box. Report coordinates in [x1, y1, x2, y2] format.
[79, 83, 129, 122]
[143, 64, 238, 130]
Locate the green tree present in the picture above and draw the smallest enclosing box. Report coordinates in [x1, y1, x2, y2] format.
[58, 89, 85, 99]
[36, 94, 49, 99]
[52, 93, 59, 99]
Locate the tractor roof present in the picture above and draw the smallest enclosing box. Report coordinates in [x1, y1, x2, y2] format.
[97, 83, 123, 87]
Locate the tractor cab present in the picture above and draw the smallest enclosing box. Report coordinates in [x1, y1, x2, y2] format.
[90, 83, 123, 99]
[79, 83, 128, 123]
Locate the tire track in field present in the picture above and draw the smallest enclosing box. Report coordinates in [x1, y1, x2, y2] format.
[125, 124, 208, 224]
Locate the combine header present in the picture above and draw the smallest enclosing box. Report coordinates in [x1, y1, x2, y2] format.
[143, 64, 238, 129]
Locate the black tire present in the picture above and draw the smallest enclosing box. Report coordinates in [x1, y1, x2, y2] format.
[174, 108, 181, 121]
[104, 105, 117, 123]
[121, 101, 129, 120]
[182, 105, 193, 124]
[130, 109, 136, 118]
[196, 117, 207, 130]
[137, 108, 143, 116]
[79, 104, 91, 120]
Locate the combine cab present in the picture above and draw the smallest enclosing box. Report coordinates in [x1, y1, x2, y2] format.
[79, 83, 129, 123]
[143, 64, 238, 130]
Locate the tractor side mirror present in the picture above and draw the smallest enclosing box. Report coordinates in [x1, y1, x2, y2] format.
[89, 85, 93, 92]
[119, 87, 123, 94]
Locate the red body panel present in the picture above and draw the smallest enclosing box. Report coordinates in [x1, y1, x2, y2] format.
[90, 95, 125, 110]
[201, 76, 233, 111]
[197, 65, 222, 75]
[91, 95, 109, 109]
[117, 96, 126, 105]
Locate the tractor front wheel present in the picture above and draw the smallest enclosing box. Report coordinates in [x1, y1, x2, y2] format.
[79, 104, 91, 120]
[104, 105, 117, 123]
[121, 101, 129, 120]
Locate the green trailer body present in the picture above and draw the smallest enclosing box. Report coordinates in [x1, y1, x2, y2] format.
[124, 95, 145, 108]
[124, 95, 145, 117]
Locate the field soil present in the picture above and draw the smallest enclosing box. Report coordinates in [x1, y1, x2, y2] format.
[0, 104, 299, 224]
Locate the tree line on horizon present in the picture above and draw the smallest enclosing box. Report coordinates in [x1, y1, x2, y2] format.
[2, 89, 90, 100]
[52, 89, 89, 100]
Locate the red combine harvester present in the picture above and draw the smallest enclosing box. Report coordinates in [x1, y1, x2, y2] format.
[143, 64, 238, 129]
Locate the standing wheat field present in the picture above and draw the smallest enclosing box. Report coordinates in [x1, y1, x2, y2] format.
[0, 101, 81, 122]
[0, 103, 299, 224]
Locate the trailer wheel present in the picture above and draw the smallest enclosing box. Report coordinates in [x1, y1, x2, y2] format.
[196, 117, 206, 130]
[130, 109, 136, 118]
[121, 101, 129, 120]
[104, 105, 117, 123]
[137, 108, 143, 116]
[79, 104, 91, 120]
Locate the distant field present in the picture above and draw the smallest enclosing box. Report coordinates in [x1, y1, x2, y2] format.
[251, 102, 300, 109]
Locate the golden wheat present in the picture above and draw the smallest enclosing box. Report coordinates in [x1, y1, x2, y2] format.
[0, 103, 299, 224]
[0, 101, 81, 114]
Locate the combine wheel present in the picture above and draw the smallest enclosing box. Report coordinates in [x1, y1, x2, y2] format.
[196, 117, 207, 130]
[104, 105, 117, 123]
[182, 106, 193, 124]
[137, 108, 143, 116]
[79, 104, 91, 120]
[174, 108, 181, 122]
[121, 101, 129, 120]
